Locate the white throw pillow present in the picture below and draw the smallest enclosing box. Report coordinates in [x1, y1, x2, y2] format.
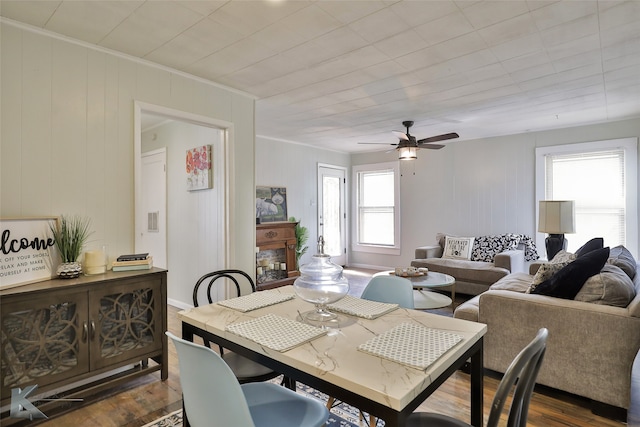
[442, 236, 475, 260]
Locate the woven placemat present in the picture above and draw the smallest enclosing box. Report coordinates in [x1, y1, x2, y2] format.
[358, 323, 463, 370]
[226, 313, 327, 352]
[217, 291, 294, 312]
[327, 295, 398, 319]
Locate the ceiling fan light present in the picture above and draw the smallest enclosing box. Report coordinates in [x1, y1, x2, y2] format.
[398, 146, 417, 160]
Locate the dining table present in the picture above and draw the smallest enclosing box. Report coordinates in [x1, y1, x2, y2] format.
[178, 285, 487, 427]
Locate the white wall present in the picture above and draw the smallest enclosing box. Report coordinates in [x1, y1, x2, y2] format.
[255, 137, 350, 267]
[142, 121, 226, 305]
[350, 118, 640, 269]
[1, 22, 257, 304]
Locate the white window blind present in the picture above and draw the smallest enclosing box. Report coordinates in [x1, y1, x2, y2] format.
[536, 137, 638, 257]
[545, 150, 625, 251]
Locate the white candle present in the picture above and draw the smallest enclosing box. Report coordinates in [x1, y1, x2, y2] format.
[268, 263, 274, 270]
[257, 267, 263, 275]
[84, 250, 106, 274]
[280, 263, 286, 271]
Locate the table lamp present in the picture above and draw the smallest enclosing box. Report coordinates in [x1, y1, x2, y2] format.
[538, 200, 575, 260]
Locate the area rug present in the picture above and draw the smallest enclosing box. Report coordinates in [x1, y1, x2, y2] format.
[142, 381, 380, 427]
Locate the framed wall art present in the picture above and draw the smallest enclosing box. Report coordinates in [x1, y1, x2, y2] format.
[0, 217, 58, 289]
[256, 186, 287, 223]
[186, 145, 212, 191]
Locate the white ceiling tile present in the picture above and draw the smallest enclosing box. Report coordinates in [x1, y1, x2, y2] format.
[277, 4, 342, 41]
[251, 24, 308, 52]
[553, 50, 602, 73]
[490, 33, 544, 61]
[600, 21, 640, 49]
[599, 0, 640, 30]
[530, 1, 597, 31]
[45, 1, 142, 44]
[546, 34, 601, 61]
[389, 1, 459, 28]
[477, 13, 539, 47]
[500, 50, 551, 73]
[178, 1, 227, 16]
[0, 0, 62, 27]
[509, 63, 556, 83]
[188, 38, 277, 79]
[414, 11, 475, 46]
[209, 1, 311, 37]
[461, 1, 529, 30]
[348, 7, 407, 43]
[100, 2, 202, 57]
[374, 29, 429, 58]
[539, 14, 599, 47]
[316, 0, 388, 24]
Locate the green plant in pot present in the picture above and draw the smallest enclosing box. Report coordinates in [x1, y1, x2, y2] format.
[50, 215, 93, 279]
[289, 217, 308, 270]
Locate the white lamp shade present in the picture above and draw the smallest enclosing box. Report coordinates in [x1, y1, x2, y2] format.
[398, 146, 417, 160]
[538, 200, 576, 234]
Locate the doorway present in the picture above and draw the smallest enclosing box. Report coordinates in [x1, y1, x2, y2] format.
[137, 148, 167, 269]
[317, 164, 347, 266]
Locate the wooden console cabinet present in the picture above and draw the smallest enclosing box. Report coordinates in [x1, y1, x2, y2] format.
[0, 268, 167, 425]
[256, 222, 299, 290]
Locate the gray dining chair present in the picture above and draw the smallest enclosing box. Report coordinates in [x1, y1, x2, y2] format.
[166, 332, 329, 427]
[192, 269, 289, 386]
[407, 328, 549, 427]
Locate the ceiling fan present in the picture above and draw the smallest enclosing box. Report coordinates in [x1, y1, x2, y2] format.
[359, 121, 459, 159]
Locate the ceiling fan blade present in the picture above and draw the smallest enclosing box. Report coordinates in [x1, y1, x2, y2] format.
[416, 132, 459, 144]
[417, 143, 445, 150]
[392, 130, 409, 141]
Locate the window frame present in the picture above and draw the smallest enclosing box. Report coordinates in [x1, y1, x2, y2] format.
[351, 161, 401, 255]
[535, 137, 638, 258]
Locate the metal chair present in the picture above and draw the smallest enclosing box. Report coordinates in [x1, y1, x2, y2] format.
[361, 275, 415, 309]
[407, 328, 549, 427]
[192, 269, 283, 384]
[167, 332, 329, 427]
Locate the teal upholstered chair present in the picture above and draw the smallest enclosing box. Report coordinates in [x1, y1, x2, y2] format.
[167, 332, 329, 427]
[361, 275, 415, 309]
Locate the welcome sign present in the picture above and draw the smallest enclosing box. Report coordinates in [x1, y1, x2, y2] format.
[0, 217, 58, 290]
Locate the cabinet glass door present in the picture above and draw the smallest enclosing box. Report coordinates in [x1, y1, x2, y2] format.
[90, 279, 162, 370]
[1, 291, 89, 396]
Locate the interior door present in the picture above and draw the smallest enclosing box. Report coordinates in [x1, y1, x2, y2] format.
[318, 164, 347, 266]
[137, 148, 167, 269]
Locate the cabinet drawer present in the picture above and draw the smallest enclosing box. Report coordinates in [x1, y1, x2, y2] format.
[257, 227, 295, 244]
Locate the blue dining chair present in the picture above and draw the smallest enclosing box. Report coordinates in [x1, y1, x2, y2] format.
[361, 275, 415, 309]
[166, 332, 329, 427]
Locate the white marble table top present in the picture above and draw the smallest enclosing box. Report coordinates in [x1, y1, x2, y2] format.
[178, 285, 486, 414]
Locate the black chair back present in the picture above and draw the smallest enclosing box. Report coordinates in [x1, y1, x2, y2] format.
[193, 269, 256, 307]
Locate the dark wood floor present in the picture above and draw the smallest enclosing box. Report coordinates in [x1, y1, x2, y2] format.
[35, 268, 626, 427]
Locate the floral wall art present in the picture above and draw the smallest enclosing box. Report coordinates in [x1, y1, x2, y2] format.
[186, 145, 212, 191]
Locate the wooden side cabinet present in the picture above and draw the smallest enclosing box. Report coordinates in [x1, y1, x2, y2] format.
[0, 268, 167, 425]
[256, 222, 299, 290]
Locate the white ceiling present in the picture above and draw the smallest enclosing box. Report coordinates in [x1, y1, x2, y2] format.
[2, 0, 640, 153]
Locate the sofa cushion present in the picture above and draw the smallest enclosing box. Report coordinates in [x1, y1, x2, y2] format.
[416, 258, 509, 286]
[470, 234, 520, 262]
[442, 236, 474, 260]
[575, 237, 604, 257]
[608, 245, 637, 280]
[453, 295, 480, 322]
[574, 264, 636, 307]
[527, 250, 576, 293]
[531, 247, 610, 299]
[490, 272, 533, 293]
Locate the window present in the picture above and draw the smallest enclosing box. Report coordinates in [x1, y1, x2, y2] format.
[352, 162, 400, 255]
[536, 138, 638, 257]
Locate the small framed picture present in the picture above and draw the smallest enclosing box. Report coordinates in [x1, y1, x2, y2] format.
[256, 186, 287, 223]
[186, 145, 212, 191]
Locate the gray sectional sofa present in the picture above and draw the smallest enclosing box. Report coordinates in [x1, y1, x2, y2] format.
[454, 245, 640, 415]
[410, 233, 533, 295]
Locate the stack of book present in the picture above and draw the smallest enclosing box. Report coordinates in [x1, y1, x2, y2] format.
[112, 253, 153, 271]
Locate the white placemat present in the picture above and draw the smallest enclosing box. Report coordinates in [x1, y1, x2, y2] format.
[217, 291, 294, 312]
[358, 323, 463, 370]
[225, 313, 327, 352]
[327, 295, 398, 319]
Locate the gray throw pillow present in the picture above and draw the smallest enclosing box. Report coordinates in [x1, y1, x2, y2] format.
[575, 264, 636, 307]
[607, 245, 637, 280]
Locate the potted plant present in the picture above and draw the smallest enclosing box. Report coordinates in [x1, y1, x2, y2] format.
[289, 217, 309, 269]
[50, 215, 93, 278]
